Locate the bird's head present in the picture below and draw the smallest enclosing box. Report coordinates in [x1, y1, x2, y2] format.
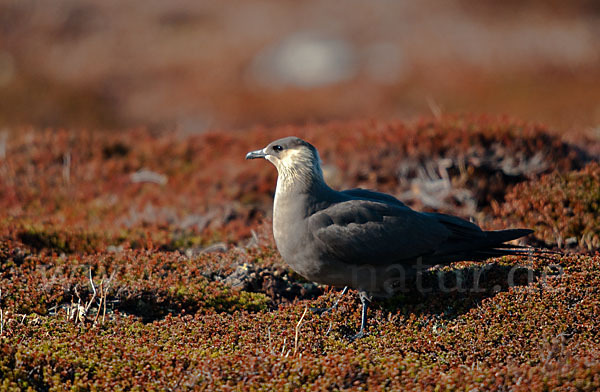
[246, 136, 324, 189]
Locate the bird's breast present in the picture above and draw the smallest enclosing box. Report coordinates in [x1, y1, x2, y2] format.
[272, 196, 301, 255]
[272, 193, 325, 278]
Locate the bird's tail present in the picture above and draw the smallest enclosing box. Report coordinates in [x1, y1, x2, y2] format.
[476, 229, 559, 258]
[484, 228, 534, 245]
[423, 212, 544, 264]
[455, 230, 534, 261]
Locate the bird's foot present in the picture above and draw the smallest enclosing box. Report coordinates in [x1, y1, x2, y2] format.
[347, 290, 370, 341]
[348, 330, 367, 341]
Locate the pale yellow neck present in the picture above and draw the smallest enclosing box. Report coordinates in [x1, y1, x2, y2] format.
[269, 148, 324, 194]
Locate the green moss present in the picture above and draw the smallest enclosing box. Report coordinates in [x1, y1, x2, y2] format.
[166, 231, 207, 251]
[17, 225, 102, 254]
[205, 286, 270, 313]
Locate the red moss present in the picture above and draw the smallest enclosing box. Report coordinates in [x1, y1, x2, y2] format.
[496, 162, 600, 250]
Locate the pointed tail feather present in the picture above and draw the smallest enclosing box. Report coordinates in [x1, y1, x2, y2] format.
[425, 228, 539, 264]
[484, 229, 534, 245]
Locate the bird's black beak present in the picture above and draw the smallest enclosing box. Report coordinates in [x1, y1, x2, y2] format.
[245, 149, 267, 160]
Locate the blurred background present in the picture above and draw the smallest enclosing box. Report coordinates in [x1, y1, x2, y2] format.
[1, 0, 599, 134]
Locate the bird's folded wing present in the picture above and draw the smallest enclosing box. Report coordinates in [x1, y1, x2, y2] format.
[341, 188, 406, 207]
[308, 200, 451, 265]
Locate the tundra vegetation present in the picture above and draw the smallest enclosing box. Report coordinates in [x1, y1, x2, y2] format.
[0, 116, 599, 390]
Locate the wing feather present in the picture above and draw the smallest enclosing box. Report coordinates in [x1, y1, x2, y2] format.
[308, 200, 450, 265]
[341, 188, 406, 207]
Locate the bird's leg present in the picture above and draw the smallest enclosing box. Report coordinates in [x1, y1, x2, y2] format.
[310, 286, 348, 315]
[350, 291, 370, 341]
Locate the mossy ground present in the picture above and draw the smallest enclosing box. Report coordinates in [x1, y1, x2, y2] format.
[496, 162, 600, 250]
[1, 116, 599, 390]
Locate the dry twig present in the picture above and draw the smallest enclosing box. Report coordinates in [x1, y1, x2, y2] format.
[293, 307, 308, 357]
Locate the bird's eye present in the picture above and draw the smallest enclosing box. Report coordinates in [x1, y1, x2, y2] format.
[272, 145, 284, 152]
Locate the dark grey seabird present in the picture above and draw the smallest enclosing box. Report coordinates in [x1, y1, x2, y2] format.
[246, 137, 532, 339]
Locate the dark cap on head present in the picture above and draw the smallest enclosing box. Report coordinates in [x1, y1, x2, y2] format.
[245, 136, 317, 160]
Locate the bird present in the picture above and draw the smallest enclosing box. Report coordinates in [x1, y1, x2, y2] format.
[246, 136, 532, 339]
